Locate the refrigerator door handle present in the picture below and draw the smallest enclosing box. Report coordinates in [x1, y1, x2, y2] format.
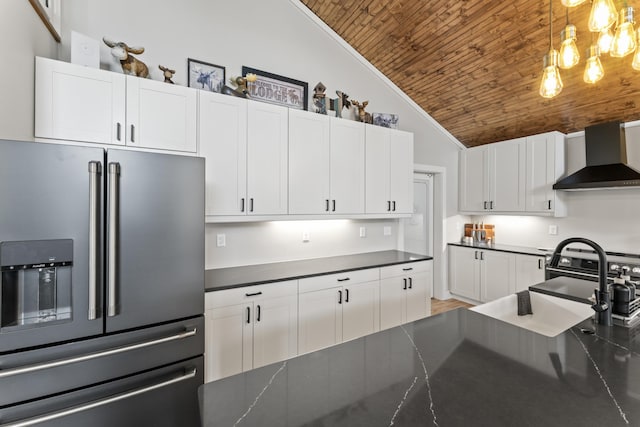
[107, 163, 121, 317]
[88, 161, 102, 320]
[0, 368, 197, 427]
[0, 328, 197, 379]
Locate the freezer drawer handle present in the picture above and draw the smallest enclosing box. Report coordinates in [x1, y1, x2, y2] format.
[0, 328, 197, 379]
[88, 161, 102, 320]
[107, 163, 120, 317]
[0, 368, 197, 427]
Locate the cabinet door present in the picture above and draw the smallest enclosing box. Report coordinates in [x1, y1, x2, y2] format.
[380, 277, 405, 330]
[288, 110, 330, 214]
[204, 304, 252, 382]
[449, 246, 481, 300]
[515, 254, 546, 293]
[389, 129, 414, 214]
[35, 57, 126, 145]
[491, 139, 525, 212]
[126, 76, 197, 152]
[330, 118, 365, 214]
[365, 125, 391, 214]
[526, 134, 555, 212]
[247, 102, 288, 215]
[480, 250, 516, 302]
[459, 147, 487, 212]
[406, 269, 432, 323]
[199, 92, 248, 216]
[252, 294, 298, 370]
[342, 281, 379, 342]
[298, 288, 342, 354]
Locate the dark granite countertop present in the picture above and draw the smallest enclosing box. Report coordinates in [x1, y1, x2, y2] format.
[199, 308, 640, 426]
[205, 250, 432, 292]
[448, 241, 549, 257]
[530, 276, 597, 304]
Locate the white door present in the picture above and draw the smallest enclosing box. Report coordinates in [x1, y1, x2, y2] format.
[365, 125, 391, 214]
[247, 102, 288, 215]
[389, 130, 414, 213]
[298, 287, 342, 354]
[126, 76, 197, 152]
[480, 250, 516, 302]
[199, 92, 248, 216]
[288, 110, 330, 214]
[491, 139, 525, 212]
[459, 147, 487, 212]
[330, 118, 365, 214]
[406, 269, 431, 322]
[342, 281, 380, 342]
[449, 246, 481, 300]
[526, 134, 554, 212]
[380, 277, 405, 330]
[252, 294, 298, 369]
[515, 255, 546, 292]
[35, 57, 126, 145]
[403, 176, 433, 256]
[204, 304, 252, 382]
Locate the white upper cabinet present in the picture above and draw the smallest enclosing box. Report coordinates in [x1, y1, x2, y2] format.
[329, 117, 365, 214]
[365, 125, 414, 214]
[459, 131, 565, 216]
[35, 57, 197, 153]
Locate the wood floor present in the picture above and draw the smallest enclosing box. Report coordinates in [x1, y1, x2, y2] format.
[431, 298, 475, 315]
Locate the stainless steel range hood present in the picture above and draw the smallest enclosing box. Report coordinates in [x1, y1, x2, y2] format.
[553, 121, 640, 190]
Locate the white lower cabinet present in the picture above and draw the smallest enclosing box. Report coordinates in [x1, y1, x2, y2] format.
[204, 280, 297, 382]
[298, 269, 380, 355]
[380, 261, 432, 330]
[515, 254, 546, 292]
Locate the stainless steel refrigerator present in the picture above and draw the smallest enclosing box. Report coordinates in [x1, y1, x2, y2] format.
[0, 140, 205, 426]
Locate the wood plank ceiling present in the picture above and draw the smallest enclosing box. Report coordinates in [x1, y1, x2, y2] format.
[301, 0, 640, 147]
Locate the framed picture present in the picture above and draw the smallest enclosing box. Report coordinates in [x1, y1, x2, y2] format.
[372, 112, 399, 129]
[242, 66, 308, 110]
[28, 0, 61, 42]
[188, 58, 225, 93]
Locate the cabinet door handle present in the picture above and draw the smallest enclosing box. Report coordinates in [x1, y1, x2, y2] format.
[387, 201, 391, 212]
[337, 277, 350, 282]
[326, 199, 330, 212]
[245, 291, 262, 297]
[338, 290, 342, 304]
[475, 251, 478, 260]
[403, 278, 407, 290]
[116, 122, 121, 141]
[393, 201, 397, 211]
[402, 267, 413, 271]
[548, 200, 552, 210]
[480, 251, 484, 261]
[256, 304, 261, 322]
[538, 259, 543, 269]
[241, 198, 245, 213]
[250, 198, 254, 212]
[332, 199, 336, 212]
[490, 201, 494, 210]
[130, 124, 135, 143]
[246, 307, 251, 324]
[484, 201, 488, 210]
[408, 277, 413, 289]
[345, 289, 349, 303]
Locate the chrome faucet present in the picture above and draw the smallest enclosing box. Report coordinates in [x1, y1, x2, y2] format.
[549, 237, 612, 326]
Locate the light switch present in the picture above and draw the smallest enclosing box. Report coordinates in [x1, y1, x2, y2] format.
[302, 231, 310, 242]
[359, 227, 366, 238]
[216, 234, 226, 247]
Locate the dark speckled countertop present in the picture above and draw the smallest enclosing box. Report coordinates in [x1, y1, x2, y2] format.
[199, 308, 640, 426]
[448, 241, 549, 257]
[205, 250, 432, 292]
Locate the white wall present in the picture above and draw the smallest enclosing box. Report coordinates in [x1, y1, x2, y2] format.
[57, 0, 462, 268]
[474, 124, 640, 254]
[0, 0, 58, 141]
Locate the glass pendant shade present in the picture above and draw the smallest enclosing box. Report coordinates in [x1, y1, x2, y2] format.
[598, 28, 614, 53]
[584, 46, 605, 84]
[633, 29, 640, 70]
[561, 0, 587, 6]
[611, 8, 636, 58]
[539, 50, 563, 98]
[559, 25, 580, 69]
[588, 0, 618, 32]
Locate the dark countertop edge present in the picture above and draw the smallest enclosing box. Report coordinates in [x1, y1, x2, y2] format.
[528, 285, 593, 305]
[448, 242, 548, 257]
[205, 251, 433, 292]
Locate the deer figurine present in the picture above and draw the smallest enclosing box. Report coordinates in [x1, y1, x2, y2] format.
[350, 100, 372, 124]
[159, 65, 175, 84]
[103, 37, 149, 78]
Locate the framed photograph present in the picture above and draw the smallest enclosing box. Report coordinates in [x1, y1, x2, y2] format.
[372, 112, 399, 129]
[242, 66, 308, 110]
[188, 58, 225, 93]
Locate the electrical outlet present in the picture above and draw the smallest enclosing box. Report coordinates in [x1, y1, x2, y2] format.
[383, 226, 392, 236]
[548, 225, 558, 235]
[359, 227, 366, 238]
[216, 233, 226, 247]
[302, 231, 310, 242]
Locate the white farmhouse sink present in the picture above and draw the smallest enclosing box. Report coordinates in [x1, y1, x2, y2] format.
[470, 292, 594, 337]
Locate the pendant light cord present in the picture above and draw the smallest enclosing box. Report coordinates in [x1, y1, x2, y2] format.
[549, 0, 553, 49]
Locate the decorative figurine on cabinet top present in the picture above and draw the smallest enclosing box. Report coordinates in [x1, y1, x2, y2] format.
[103, 37, 149, 78]
[159, 65, 175, 84]
[225, 73, 258, 98]
[329, 90, 351, 118]
[312, 82, 327, 114]
[351, 100, 372, 124]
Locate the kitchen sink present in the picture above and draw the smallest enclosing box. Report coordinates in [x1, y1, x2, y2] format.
[470, 291, 594, 337]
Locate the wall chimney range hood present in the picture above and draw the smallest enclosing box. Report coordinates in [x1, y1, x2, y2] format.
[553, 121, 640, 190]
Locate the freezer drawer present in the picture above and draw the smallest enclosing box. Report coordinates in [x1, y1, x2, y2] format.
[0, 356, 203, 427]
[0, 316, 203, 407]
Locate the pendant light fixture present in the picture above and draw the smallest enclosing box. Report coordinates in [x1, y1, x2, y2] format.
[584, 45, 605, 83]
[611, 6, 636, 57]
[561, 0, 587, 6]
[559, 9, 580, 69]
[598, 27, 615, 53]
[633, 28, 640, 69]
[539, 0, 563, 98]
[589, 0, 618, 32]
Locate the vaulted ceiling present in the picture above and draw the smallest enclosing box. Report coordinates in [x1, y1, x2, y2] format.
[301, 0, 640, 147]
